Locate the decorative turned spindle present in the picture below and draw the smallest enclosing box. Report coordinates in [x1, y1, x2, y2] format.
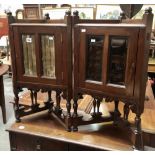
[30, 90, 34, 106]
[96, 99, 102, 116]
[34, 91, 37, 105]
[14, 90, 20, 122]
[114, 100, 121, 124]
[55, 90, 62, 114]
[92, 99, 97, 117]
[123, 104, 130, 120]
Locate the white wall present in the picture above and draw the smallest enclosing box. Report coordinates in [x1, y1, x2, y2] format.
[0, 3, 23, 16]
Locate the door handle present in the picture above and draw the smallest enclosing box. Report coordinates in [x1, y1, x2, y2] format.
[36, 144, 41, 151]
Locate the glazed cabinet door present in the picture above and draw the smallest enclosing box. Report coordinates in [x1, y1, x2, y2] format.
[75, 26, 139, 97]
[12, 25, 67, 87]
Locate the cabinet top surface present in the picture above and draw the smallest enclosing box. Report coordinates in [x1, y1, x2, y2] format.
[10, 23, 67, 27]
[7, 111, 133, 151]
[75, 23, 146, 28]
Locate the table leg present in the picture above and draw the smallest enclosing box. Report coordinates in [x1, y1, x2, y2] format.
[0, 76, 6, 124]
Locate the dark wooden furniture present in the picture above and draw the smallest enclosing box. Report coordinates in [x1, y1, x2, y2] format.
[22, 4, 55, 19]
[23, 4, 40, 19]
[72, 8, 153, 150]
[7, 112, 133, 151]
[7, 8, 153, 151]
[8, 11, 73, 131]
[0, 64, 9, 123]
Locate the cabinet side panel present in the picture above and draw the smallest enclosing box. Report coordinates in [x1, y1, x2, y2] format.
[8, 26, 18, 89]
[134, 28, 148, 114]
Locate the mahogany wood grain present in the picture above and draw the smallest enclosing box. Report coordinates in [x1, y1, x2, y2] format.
[7, 112, 133, 151]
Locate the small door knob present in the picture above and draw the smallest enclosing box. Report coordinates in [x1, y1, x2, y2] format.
[36, 144, 41, 151]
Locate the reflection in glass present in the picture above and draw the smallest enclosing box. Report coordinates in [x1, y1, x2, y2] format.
[22, 34, 37, 76]
[108, 36, 128, 85]
[41, 35, 55, 78]
[85, 35, 104, 81]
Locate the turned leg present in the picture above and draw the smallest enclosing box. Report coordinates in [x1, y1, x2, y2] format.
[73, 97, 78, 131]
[92, 99, 97, 117]
[47, 91, 53, 113]
[30, 90, 34, 106]
[55, 90, 62, 115]
[34, 91, 38, 105]
[66, 99, 72, 132]
[14, 89, 20, 122]
[96, 99, 102, 116]
[113, 100, 121, 124]
[133, 114, 144, 150]
[123, 103, 130, 120]
[30, 90, 40, 111]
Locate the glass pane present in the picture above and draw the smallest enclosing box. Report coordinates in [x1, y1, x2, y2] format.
[41, 35, 55, 78]
[85, 35, 104, 82]
[108, 36, 128, 85]
[22, 34, 37, 76]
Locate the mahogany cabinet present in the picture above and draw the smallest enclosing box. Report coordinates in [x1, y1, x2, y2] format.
[7, 8, 153, 150]
[23, 4, 40, 19]
[72, 9, 153, 150]
[8, 11, 73, 131]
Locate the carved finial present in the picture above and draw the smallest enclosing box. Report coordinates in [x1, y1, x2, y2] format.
[120, 11, 126, 20]
[145, 7, 152, 14]
[6, 11, 12, 17]
[45, 13, 50, 20]
[5, 10, 15, 23]
[73, 10, 79, 16]
[65, 10, 71, 16]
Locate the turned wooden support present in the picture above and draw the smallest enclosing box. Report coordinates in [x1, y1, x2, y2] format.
[14, 89, 20, 122]
[73, 96, 78, 131]
[123, 103, 130, 120]
[133, 114, 144, 150]
[91, 98, 102, 117]
[55, 90, 62, 114]
[96, 99, 102, 116]
[92, 99, 97, 116]
[34, 91, 37, 105]
[114, 100, 119, 112]
[66, 100, 71, 117]
[47, 90, 53, 113]
[30, 90, 39, 106]
[66, 99, 71, 131]
[47, 91, 52, 102]
[30, 90, 34, 106]
[73, 97, 78, 117]
[114, 100, 121, 124]
[56, 90, 61, 109]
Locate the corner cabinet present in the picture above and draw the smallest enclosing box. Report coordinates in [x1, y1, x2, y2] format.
[74, 25, 140, 98]
[9, 12, 73, 131]
[72, 9, 153, 151]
